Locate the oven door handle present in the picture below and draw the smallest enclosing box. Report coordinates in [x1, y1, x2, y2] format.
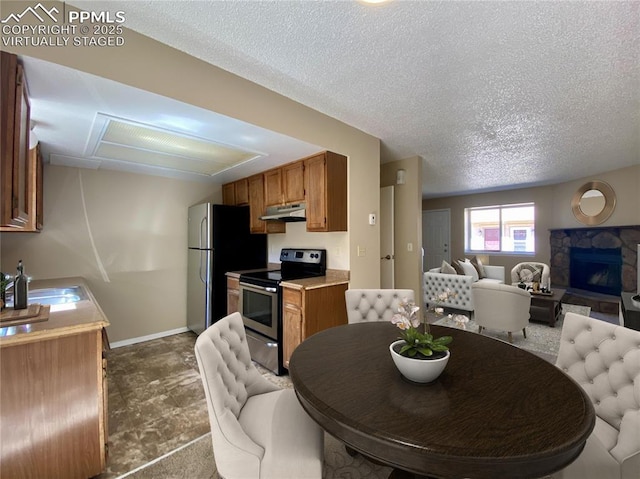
[240, 282, 278, 293]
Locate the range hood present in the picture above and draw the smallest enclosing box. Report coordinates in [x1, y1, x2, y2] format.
[260, 203, 306, 222]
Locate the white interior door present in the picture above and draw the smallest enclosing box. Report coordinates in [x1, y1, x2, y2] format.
[380, 186, 394, 288]
[422, 209, 451, 271]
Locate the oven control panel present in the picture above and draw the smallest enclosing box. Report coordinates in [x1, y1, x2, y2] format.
[280, 248, 326, 264]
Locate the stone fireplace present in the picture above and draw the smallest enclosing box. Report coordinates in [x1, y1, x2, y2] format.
[550, 226, 639, 313]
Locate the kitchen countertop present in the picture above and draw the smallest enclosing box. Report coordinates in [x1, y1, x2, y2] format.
[227, 266, 349, 290]
[281, 270, 349, 290]
[0, 277, 110, 347]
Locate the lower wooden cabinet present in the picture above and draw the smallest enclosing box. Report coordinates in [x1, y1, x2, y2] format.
[0, 328, 108, 479]
[282, 283, 348, 368]
[227, 276, 240, 314]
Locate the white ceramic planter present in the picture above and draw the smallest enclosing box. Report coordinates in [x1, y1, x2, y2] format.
[389, 340, 450, 383]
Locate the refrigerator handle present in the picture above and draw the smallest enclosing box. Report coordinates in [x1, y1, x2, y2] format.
[200, 251, 206, 284]
[200, 217, 207, 249]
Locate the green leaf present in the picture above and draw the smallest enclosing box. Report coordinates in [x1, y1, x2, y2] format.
[417, 347, 433, 356]
[430, 344, 449, 352]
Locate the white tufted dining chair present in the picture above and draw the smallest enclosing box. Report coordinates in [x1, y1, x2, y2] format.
[345, 289, 415, 324]
[194, 312, 324, 479]
[552, 312, 640, 479]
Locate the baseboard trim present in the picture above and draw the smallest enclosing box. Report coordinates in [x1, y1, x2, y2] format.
[110, 327, 191, 349]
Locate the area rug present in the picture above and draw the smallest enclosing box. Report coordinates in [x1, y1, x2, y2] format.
[434, 304, 591, 357]
[119, 431, 392, 479]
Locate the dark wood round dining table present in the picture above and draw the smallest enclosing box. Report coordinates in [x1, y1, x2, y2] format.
[289, 322, 595, 479]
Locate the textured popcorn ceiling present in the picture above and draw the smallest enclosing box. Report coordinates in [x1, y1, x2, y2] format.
[71, 1, 639, 198]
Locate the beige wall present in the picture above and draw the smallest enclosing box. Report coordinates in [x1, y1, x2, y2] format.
[1, 1, 382, 341]
[0, 165, 216, 342]
[381, 157, 423, 296]
[422, 165, 640, 279]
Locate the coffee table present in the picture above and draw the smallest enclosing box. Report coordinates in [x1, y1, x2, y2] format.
[529, 288, 566, 327]
[289, 322, 594, 479]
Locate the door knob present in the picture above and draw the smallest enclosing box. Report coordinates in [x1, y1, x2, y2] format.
[381, 255, 392, 260]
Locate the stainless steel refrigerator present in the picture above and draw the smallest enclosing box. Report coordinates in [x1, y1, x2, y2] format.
[187, 203, 267, 335]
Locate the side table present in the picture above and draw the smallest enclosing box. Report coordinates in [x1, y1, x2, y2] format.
[529, 288, 566, 327]
[620, 292, 640, 331]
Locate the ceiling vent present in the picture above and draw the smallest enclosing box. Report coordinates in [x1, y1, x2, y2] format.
[86, 114, 264, 176]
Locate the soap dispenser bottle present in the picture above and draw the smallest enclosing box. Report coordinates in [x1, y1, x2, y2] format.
[14, 260, 28, 310]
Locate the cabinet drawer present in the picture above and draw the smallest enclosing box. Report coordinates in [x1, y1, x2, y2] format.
[283, 288, 302, 307]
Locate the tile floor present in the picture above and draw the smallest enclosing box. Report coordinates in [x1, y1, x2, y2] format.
[96, 332, 210, 479]
[95, 331, 292, 479]
[96, 307, 619, 478]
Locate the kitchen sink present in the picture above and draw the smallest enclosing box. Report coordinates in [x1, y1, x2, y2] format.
[5, 286, 87, 307]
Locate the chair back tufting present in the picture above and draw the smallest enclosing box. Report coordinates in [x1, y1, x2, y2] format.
[195, 312, 280, 477]
[554, 312, 640, 478]
[345, 289, 414, 323]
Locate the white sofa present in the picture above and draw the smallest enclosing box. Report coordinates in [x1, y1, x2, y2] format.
[423, 263, 505, 312]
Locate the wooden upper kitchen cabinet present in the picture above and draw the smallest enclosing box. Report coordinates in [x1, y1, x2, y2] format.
[1, 51, 32, 230]
[282, 283, 348, 369]
[304, 151, 347, 232]
[222, 182, 236, 205]
[264, 161, 305, 207]
[282, 160, 305, 204]
[264, 168, 283, 206]
[235, 178, 249, 205]
[222, 178, 249, 206]
[248, 173, 285, 234]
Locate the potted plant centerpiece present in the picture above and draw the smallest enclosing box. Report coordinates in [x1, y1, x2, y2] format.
[389, 291, 468, 383]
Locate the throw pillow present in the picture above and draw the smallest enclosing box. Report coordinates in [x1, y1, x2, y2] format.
[440, 260, 457, 275]
[518, 264, 542, 283]
[469, 256, 487, 279]
[458, 259, 479, 282]
[452, 260, 465, 275]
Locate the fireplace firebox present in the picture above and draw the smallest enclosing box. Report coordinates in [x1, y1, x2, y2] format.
[569, 247, 622, 296]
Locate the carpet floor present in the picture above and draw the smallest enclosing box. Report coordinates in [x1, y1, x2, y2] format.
[434, 304, 591, 358]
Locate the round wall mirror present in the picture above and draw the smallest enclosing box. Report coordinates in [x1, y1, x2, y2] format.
[571, 180, 616, 225]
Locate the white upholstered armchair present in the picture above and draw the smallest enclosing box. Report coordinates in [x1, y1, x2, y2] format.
[345, 289, 414, 323]
[552, 312, 640, 479]
[511, 261, 550, 287]
[194, 312, 324, 479]
[471, 282, 531, 342]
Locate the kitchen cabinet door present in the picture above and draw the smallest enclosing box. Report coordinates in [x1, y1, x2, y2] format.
[222, 182, 235, 205]
[235, 178, 249, 205]
[248, 174, 265, 233]
[304, 152, 347, 232]
[264, 168, 283, 206]
[282, 283, 348, 369]
[227, 276, 240, 314]
[282, 160, 305, 204]
[1, 52, 31, 229]
[282, 287, 303, 369]
[248, 173, 285, 234]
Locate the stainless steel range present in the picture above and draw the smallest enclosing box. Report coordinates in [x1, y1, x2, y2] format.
[239, 248, 326, 375]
